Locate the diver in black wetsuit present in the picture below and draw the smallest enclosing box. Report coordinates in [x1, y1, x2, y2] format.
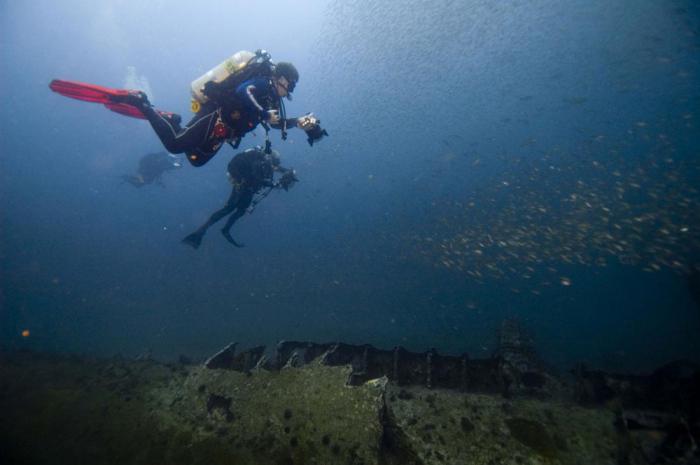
[121, 151, 182, 187]
[182, 147, 297, 249]
[113, 50, 327, 167]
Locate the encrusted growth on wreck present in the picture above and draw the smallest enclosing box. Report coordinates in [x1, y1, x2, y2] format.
[1, 320, 698, 464]
[202, 319, 561, 400]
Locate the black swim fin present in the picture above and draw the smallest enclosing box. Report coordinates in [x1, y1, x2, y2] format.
[221, 229, 244, 248]
[182, 232, 204, 249]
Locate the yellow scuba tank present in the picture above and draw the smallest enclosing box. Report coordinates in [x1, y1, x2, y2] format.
[190, 50, 256, 104]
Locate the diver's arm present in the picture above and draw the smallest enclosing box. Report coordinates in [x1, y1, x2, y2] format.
[205, 77, 266, 114]
[274, 166, 298, 190]
[269, 118, 303, 130]
[269, 117, 328, 146]
[243, 85, 264, 113]
[266, 111, 316, 130]
[232, 78, 270, 117]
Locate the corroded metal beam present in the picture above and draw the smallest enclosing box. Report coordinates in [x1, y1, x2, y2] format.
[203, 320, 561, 396]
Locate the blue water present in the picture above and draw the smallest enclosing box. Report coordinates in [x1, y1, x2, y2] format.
[1, 0, 698, 372]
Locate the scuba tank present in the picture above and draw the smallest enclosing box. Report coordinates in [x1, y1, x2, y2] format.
[190, 50, 255, 104]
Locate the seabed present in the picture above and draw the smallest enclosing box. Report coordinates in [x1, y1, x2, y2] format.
[1, 344, 697, 465]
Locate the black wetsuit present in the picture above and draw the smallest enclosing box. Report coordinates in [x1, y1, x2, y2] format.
[182, 148, 291, 248]
[141, 76, 293, 167]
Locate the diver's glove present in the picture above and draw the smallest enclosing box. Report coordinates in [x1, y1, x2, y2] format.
[297, 113, 328, 146]
[265, 109, 281, 125]
[277, 170, 299, 191]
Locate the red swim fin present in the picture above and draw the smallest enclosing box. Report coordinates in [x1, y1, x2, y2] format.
[49, 79, 146, 119]
[49, 79, 130, 104]
[104, 102, 147, 119]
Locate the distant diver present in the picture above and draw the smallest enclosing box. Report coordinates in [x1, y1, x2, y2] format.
[49, 49, 327, 167]
[121, 152, 182, 188]
[182, 146, 298, 249]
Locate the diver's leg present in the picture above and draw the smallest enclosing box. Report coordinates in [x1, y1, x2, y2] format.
[182, 188, 240, 249]
[220, 209, 247, 248]
[182, 205, 231, 249]
[221, 190, 254, 247]
[141, 106, 218, 154]
[111, 91, 214, 155]
[110, 92, 209, 154]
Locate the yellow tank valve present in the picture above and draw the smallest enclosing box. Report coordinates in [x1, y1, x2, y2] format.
[191, 99, 201, 113]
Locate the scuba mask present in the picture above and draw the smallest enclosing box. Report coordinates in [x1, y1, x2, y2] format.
[277, 76, 296, 101]
[285, 78, 296, 93]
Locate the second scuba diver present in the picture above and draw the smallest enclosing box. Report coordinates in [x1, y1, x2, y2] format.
[182, 146, 298, 249]
[121, 151, 182, 187]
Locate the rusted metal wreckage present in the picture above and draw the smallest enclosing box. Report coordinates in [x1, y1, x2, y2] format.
[204, 319, 558, 397]
[201, 319, 700, 460]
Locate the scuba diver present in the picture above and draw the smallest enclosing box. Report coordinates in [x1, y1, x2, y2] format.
[50, 50, 328, 167]
[182, 146, 298, 249]
[121, 151, 182, 187]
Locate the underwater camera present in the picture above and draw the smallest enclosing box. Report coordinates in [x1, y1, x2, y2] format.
[305, 124, 328, 146]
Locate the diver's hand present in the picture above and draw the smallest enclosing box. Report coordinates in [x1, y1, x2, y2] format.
[297, 113, 318, 131]
[278, 169, 299, 191]
[266, 109, 281, 125]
